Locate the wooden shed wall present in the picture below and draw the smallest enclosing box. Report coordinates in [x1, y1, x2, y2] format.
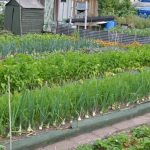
[38, 0, 45, 6]
[73, 0, 98, 17]
[4, 1, 21, 35]
[21, 9, 44, 34]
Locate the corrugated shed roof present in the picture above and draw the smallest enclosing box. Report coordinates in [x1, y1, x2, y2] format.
[6, 0, 44, 9]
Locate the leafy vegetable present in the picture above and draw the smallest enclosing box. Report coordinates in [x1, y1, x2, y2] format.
[77, 125, 150, 150]
[0, 45, 150, 94]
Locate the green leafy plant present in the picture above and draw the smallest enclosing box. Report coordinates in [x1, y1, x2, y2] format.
[111, 27, 150, 36]
[0, 45, 150, 94]
[0, 34, 100, 57]
[77, 125, 150, 150]
[116, 15, 150, 29]
[98, 0, 136, 17]
[0, 145, 5, 150]
[0, 14, 4, 30]
[0, 70, 150, 136]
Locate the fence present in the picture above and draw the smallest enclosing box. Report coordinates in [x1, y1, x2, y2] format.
[55, 23, 150, 45]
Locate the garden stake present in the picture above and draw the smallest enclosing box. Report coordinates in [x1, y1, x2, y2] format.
[8, 77, 12, 150]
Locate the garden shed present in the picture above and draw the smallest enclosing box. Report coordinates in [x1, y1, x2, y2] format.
[4, 0, 44, 35]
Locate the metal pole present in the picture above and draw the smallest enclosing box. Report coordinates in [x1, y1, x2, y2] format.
[19, 0, 22, 35]
[8, 77, 12, 150]
[69, 0, 73, 24]
[62, 2, 65, 21]
[67, 0, 69, 19]
[84, 1, 88, 30]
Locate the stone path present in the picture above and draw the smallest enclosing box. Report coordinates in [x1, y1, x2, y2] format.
[37, 113, 150, 150]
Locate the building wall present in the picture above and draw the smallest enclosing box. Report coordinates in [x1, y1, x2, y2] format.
[22, 8, 44, 34]
[5, 0, 44, 35]
[44, 0, 98, 22]
[73, 0, 98, 17]
[44, 0, 99, 31]
[57, 0, 72, 21]
[57, 0, 99, 21]
[38, 0, 45, 5]
[4, 1, 21, 35]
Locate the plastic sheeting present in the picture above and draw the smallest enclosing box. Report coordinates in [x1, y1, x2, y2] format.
[44, 0, 55, 32]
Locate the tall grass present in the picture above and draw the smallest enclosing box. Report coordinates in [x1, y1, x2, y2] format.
[0, 70, 150, 136]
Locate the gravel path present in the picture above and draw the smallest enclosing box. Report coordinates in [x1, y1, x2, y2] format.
[37, 113, 150, 150]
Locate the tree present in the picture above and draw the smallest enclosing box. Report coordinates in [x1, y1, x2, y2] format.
[98, 0, 136, 16]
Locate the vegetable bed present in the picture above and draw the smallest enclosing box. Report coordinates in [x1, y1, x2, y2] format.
[0, 34, 100, 57]
[0, 45, 150, 94]
[0, 70, 150, 136]
[111, 28, 150, 37]
[77, 125, 150, 150]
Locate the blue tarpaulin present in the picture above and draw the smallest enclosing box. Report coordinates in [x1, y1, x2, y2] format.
[141, 0, 150, 2]
[138, 7, 150, 18]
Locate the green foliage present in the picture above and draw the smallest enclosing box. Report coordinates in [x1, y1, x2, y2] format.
[77, 125, 150, 150]
[98, 0, 136, 17]
[99, 0, 120, 15]
[0, 145, 5, 150]
[0, 70, 150, 136]
[111, 28, 150, 36]
[132, 126, 150, 138]
[116, 15, 150, 29]
[116, 0, 136, 17]
[0, 45, 150, 93]
[0, 14, 4, 30]
[0, 34, 100, 57]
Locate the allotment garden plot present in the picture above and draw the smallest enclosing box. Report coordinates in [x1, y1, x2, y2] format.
[0, 34, 150, 142]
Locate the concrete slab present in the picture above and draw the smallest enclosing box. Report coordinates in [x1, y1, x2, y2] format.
[92, 126, 117, 138]
[37, 140, 75, 150]
[70, 133, 98, 145]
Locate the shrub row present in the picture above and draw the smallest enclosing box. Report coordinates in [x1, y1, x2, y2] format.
[116, 15, 150, 29]
[0, 45, 150, 94]
[0, 70, 150, 136]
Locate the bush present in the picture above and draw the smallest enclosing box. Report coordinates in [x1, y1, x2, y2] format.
[116, 15, 150, 29]
[0, 14, 4, 30]
[98, 0, 136, 17]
